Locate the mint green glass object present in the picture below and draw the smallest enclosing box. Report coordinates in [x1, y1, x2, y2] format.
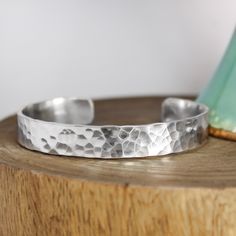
[197, 29, 236, 139]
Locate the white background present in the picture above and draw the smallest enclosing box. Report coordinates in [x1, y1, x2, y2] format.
[0, 0, 235, 119]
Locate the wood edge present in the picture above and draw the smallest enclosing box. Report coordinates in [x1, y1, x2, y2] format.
[209, 126, 236, 141]
[0, 160, 235, 191]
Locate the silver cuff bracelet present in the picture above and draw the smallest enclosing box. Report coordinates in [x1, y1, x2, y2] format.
[17, 97, 208, 159]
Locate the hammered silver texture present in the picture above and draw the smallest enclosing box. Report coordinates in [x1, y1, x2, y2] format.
[17, 98, 208, 159]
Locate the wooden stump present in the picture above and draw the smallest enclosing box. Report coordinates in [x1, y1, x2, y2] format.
[1, 97, 236, 236]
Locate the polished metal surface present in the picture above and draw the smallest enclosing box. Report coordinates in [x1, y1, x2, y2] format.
[17, 97, 209, 158]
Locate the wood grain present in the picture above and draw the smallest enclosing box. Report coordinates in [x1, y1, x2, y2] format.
[209, 125, 236, 141]
[1, 96, 236, 236]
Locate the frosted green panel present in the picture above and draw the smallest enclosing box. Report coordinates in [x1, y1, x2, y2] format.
[197, 29, 236, 132]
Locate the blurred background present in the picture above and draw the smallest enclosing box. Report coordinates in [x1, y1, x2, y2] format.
[0, 0, 235, 119]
